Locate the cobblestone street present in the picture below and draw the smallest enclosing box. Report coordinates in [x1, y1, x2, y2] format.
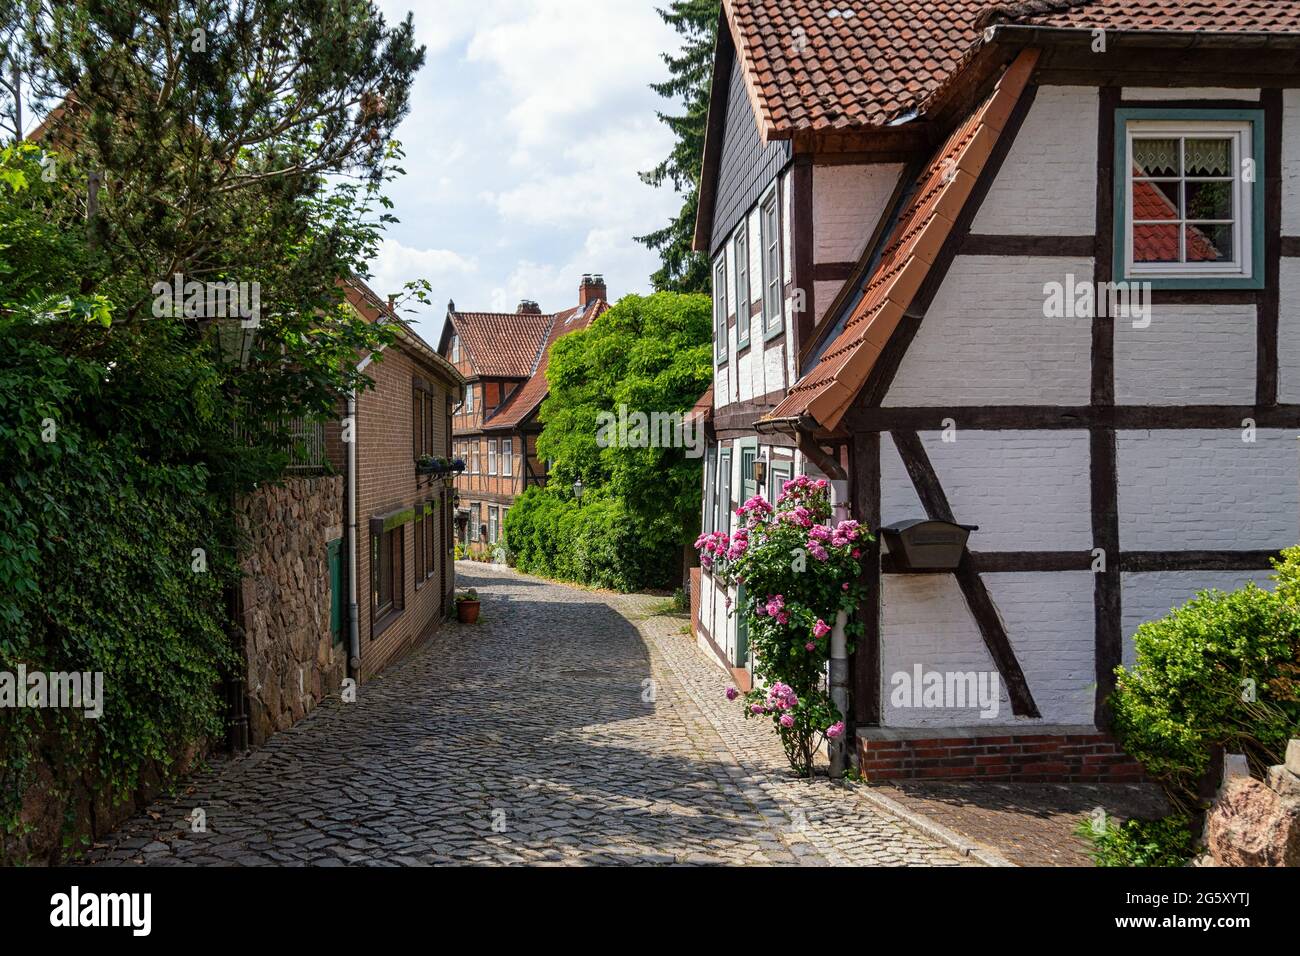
[83, 565, 976, 867]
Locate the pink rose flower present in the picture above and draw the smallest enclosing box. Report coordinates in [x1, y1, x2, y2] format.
[779, 714, 795, 729]
[826, 721, 846, 740]
[813, 619, 831, 639]
[725, 687, 738, 701]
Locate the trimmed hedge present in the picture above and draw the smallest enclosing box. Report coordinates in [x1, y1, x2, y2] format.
[503, 487, 679, 592]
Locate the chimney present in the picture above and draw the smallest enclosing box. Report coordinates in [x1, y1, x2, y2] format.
[579, 273, 607, 307]
[517, 299, 541, 314]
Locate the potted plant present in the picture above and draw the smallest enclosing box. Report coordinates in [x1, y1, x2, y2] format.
[456, 588, 481, 624]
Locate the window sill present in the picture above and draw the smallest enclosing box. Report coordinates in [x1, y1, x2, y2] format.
[372, 606, 404, 639]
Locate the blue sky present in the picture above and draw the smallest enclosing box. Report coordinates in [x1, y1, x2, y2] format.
[368, 0, 684, 343]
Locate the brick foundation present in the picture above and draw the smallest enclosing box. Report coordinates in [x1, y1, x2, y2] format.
[856, 727, 1147, 783]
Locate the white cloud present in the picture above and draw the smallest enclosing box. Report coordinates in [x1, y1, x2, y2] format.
[367, 1, 689, 334]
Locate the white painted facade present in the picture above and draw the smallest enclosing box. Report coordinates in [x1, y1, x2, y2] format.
[699, 65, 1300, 732]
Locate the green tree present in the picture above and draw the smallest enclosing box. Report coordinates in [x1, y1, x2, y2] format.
[522, 291, 712, 589]
[636, 0, 717, 294]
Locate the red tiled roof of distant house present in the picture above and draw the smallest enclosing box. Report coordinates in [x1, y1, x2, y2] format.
[1129, 178, 1222, 263]
[724, 0, 1300, 138]
[761, 50, 1039, 431]
[450, 310, 555, 378]
[482, 301, 605, 431]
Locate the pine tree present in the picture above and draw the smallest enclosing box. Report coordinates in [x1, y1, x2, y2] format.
[636, 0, 718, 294]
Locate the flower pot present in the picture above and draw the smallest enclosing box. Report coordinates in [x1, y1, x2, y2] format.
[457, 600, 481, 624]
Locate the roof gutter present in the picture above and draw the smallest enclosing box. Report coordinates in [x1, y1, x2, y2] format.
[983, 24, 1300, 51]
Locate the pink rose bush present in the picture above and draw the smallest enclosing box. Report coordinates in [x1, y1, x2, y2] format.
[696, 476, 873, 777]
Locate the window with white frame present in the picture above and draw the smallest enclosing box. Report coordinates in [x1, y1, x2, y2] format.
[488, 506, 499, 544]
[713, 257, 728, 363]
[1123, 118, 1256, 282]
[450, 335, 460, 363]
[734, 226, 750, 350]
[488, 439, 497, 475]
[760, 192, 781, 333]
[502, 437, 513, 477]
[465, 383, 475, 413]
[717, 450, 732, 536]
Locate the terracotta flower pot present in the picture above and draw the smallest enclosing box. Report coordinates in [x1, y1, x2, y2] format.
[457, 600, 480, 624]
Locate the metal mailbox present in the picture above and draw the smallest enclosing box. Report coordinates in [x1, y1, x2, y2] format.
[880, 519, 978, 571]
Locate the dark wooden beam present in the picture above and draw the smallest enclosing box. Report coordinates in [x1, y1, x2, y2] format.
[962, 234, 1096, 256]
[889, 431, 1040, 717]
[812, 261, 857, 282]
[843, 404, 1300, 432]
[851, 434, 882, 727]
[1120, 551, 1280, 573]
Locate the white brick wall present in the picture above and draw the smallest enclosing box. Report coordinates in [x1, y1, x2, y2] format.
[1279, 259, 1300, 402]
[885, 256, 1093, 406]
[987, 572, 1097, 724]
[813, 279, 841, 328]
[880, 572, 1094, 726]
[881, 431, 1093, 552]
[881, 574, 1009, 726]
[1115, 303, 1257, 405]
[972, 86, 1098, 236]
[1121, 570, 1276, 667]
[1283, 91, 1300, 234]
[812, 163, 902, 262]
[1117, 430, 1299, 551]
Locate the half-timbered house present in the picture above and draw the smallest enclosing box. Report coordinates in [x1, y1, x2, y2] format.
[439, 276, 609, 552]
[695, 0, 1300, 781]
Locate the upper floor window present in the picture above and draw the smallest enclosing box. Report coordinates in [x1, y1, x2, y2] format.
[488, 440, 497, 475]
[713, 257, 728, 364]
[760, 192, 782, 334]
[1117, 112, 1262, 288]
[734, 227, 750, 350]
[502, 438, 513, 477]
[450, 334, 460, 364]
[465, 383, 475, 414]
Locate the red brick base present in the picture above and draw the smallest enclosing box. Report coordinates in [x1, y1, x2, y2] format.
[856, 729, 1147, 783]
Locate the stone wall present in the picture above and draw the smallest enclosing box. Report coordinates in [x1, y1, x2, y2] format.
[236, 477, 345, 746]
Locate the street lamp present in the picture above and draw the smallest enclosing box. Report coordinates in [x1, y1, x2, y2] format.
[572, 478, 584, 506]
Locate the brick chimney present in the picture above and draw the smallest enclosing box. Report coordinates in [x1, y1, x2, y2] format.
[517, 299, 541, 314]
[579, 274, 607, 307]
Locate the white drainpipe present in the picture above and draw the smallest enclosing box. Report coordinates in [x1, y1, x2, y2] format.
[828, 479, 851, 778]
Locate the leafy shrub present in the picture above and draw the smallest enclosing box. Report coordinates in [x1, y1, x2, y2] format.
[1111, 550, 1300, 809]
[504, 487, 677, 592]
[1075, 814, 1195, 868]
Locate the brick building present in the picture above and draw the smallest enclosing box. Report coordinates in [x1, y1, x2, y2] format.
[438, 275, 609, 552]
[335, 280, 466, 679]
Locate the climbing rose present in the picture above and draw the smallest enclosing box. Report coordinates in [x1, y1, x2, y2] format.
[826, 721, 846, 740]
[725, 687, 738, 701]
[779, 714, 795, 729]
[750, 704, 765, 715]
[813, 619, 831, 639]
[805, 642, 816, 652]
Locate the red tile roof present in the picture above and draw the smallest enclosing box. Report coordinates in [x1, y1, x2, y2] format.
[481, 301, 606, 431]
[725, 0, 1300, 137]
[449, 310, 555, 378]
[762, 50, 1039, 432]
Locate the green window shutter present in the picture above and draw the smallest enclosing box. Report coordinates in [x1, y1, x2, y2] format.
[328, 538, 343, 645]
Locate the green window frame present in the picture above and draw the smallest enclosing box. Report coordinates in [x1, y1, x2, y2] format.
[740, 445, 757, 504]
[1113, 107, 1265, 290]
[714, 257, 729, 365]
[770, 461, 792, 506]
[328, 538, 343, 646]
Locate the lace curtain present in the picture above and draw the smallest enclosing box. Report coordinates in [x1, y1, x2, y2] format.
[1134, 137, 1231, 177]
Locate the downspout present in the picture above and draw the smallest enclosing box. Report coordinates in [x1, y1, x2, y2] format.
[795, 429, 851, 779]
[347, 346, 387, 683]
[345, 388, 361, 680]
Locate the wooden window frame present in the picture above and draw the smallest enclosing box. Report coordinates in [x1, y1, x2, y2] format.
[760, 189, 783, 337]
[734, 225, 750, 351]
[714, 256, 728, 365]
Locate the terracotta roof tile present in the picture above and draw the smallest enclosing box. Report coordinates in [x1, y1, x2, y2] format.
[482, 302, 606, 431]
[762, 50, 1040, 431]
[450, 310, 555, 378]
[727, 0, 1300, 136]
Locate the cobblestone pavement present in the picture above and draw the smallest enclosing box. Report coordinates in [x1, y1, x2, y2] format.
[83, 564, 973, 867]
